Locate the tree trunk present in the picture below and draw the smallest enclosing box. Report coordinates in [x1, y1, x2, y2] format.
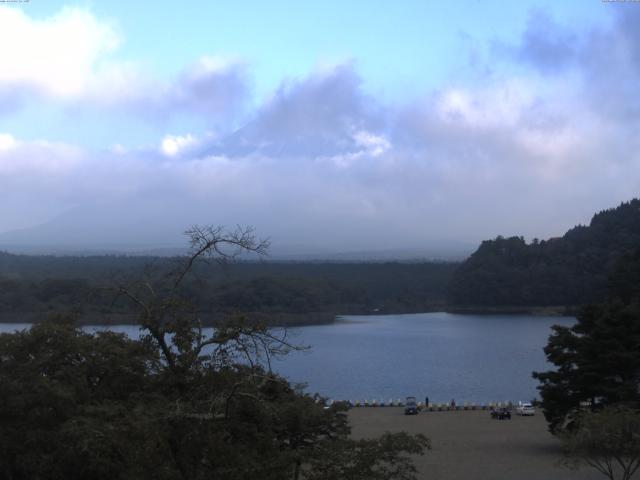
[293, 458, 302, 480]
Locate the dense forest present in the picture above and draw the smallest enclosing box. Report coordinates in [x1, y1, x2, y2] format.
[0, 227, 430, 479]
[0, 252, 456, 325]
[2, 199, 639, 324]
[448, 199, 640, 309]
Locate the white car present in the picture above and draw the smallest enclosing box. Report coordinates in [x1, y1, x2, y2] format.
[516, 402, 535, 416]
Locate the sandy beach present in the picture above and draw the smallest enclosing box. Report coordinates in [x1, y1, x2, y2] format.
[349, 408, 602, 480]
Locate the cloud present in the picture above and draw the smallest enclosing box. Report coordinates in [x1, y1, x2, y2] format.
[580, 8, 640, 122]
[0, 133, 17, 151]
[352, 131, 390, 157]
[508, 8, 640, 122]
[206, 64, 386, 159]
[0, 134, 86, 230]
[508, 10, 579, 73]
[0, 135, 82, 176]
[90, 55, 249, 121]
[160, 134, 198, 157]
[0, 6, 120, 98]
[1, 9, 640, 252]
[0, 7, 248, 123]
[0, 60, 628, 249]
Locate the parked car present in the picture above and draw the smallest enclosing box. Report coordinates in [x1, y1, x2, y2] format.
[404, 396, 419, 415]
[516, 402, 535, 416]
[490, 407, 511, 420]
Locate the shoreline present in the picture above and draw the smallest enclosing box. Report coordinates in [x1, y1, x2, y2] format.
[0, 311, 336, 328]
[444, 305, 579, 317]
[0, 305, 578, 328]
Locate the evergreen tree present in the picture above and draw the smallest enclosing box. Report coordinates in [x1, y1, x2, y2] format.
[533, 248, 640, 433]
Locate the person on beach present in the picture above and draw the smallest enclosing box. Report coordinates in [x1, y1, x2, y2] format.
[450, 398, 456, 410]
[425, 396, 429, 408]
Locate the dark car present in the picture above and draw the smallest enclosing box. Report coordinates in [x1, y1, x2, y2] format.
[490, 407, 511, 420]
[404, 396, 419, 415]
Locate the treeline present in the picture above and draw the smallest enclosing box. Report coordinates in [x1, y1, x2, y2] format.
[0, 227, 430, 479]
[448, 199, 640, 308]
[0, 254, 456, 325]
[4, 198, 640, 321]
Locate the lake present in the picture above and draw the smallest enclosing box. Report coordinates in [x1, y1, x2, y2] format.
[0, 312, 575, 404]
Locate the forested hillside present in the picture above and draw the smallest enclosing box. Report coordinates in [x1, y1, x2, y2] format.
[0, 253, 456, 325]
[448, 199, 640, 308]
[3, 199, 639, 322]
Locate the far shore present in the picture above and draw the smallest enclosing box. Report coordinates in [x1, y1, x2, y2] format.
[444, 305, 579, 317]
[0, 311, 335, 328]
[0, 305, 578, 328]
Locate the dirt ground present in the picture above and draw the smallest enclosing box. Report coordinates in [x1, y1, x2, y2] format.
[348, 408, 602, 480]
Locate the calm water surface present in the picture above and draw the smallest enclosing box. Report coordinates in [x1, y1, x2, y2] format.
[274, 313, 575, 403]
[0, 312, 575, 403]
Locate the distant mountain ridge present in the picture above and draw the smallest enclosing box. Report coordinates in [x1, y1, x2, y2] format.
[448, 199, 640, 308]
[0, 201, 473, 261]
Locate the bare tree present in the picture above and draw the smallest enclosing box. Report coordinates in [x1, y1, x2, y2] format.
[3, 225, 430, 479]
[110, 225, 300, 374]
[562, 405, 640, 480]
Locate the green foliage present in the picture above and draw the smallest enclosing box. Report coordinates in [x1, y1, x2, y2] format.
[0, 252, 456, 325]
[305, 432, 430, 480]
[562, 406, 640, 480]
[0, 226, 429, 479]
[449, 199, 640, 307]
[533, 248, 640, 433]
[0, 318, 429, 480]
[0, 317, 159, 480]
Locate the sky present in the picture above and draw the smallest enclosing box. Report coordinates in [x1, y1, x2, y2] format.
[0, 1, 638, 254]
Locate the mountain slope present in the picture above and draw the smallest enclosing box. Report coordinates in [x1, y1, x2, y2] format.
[448, 199, 640, 307]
